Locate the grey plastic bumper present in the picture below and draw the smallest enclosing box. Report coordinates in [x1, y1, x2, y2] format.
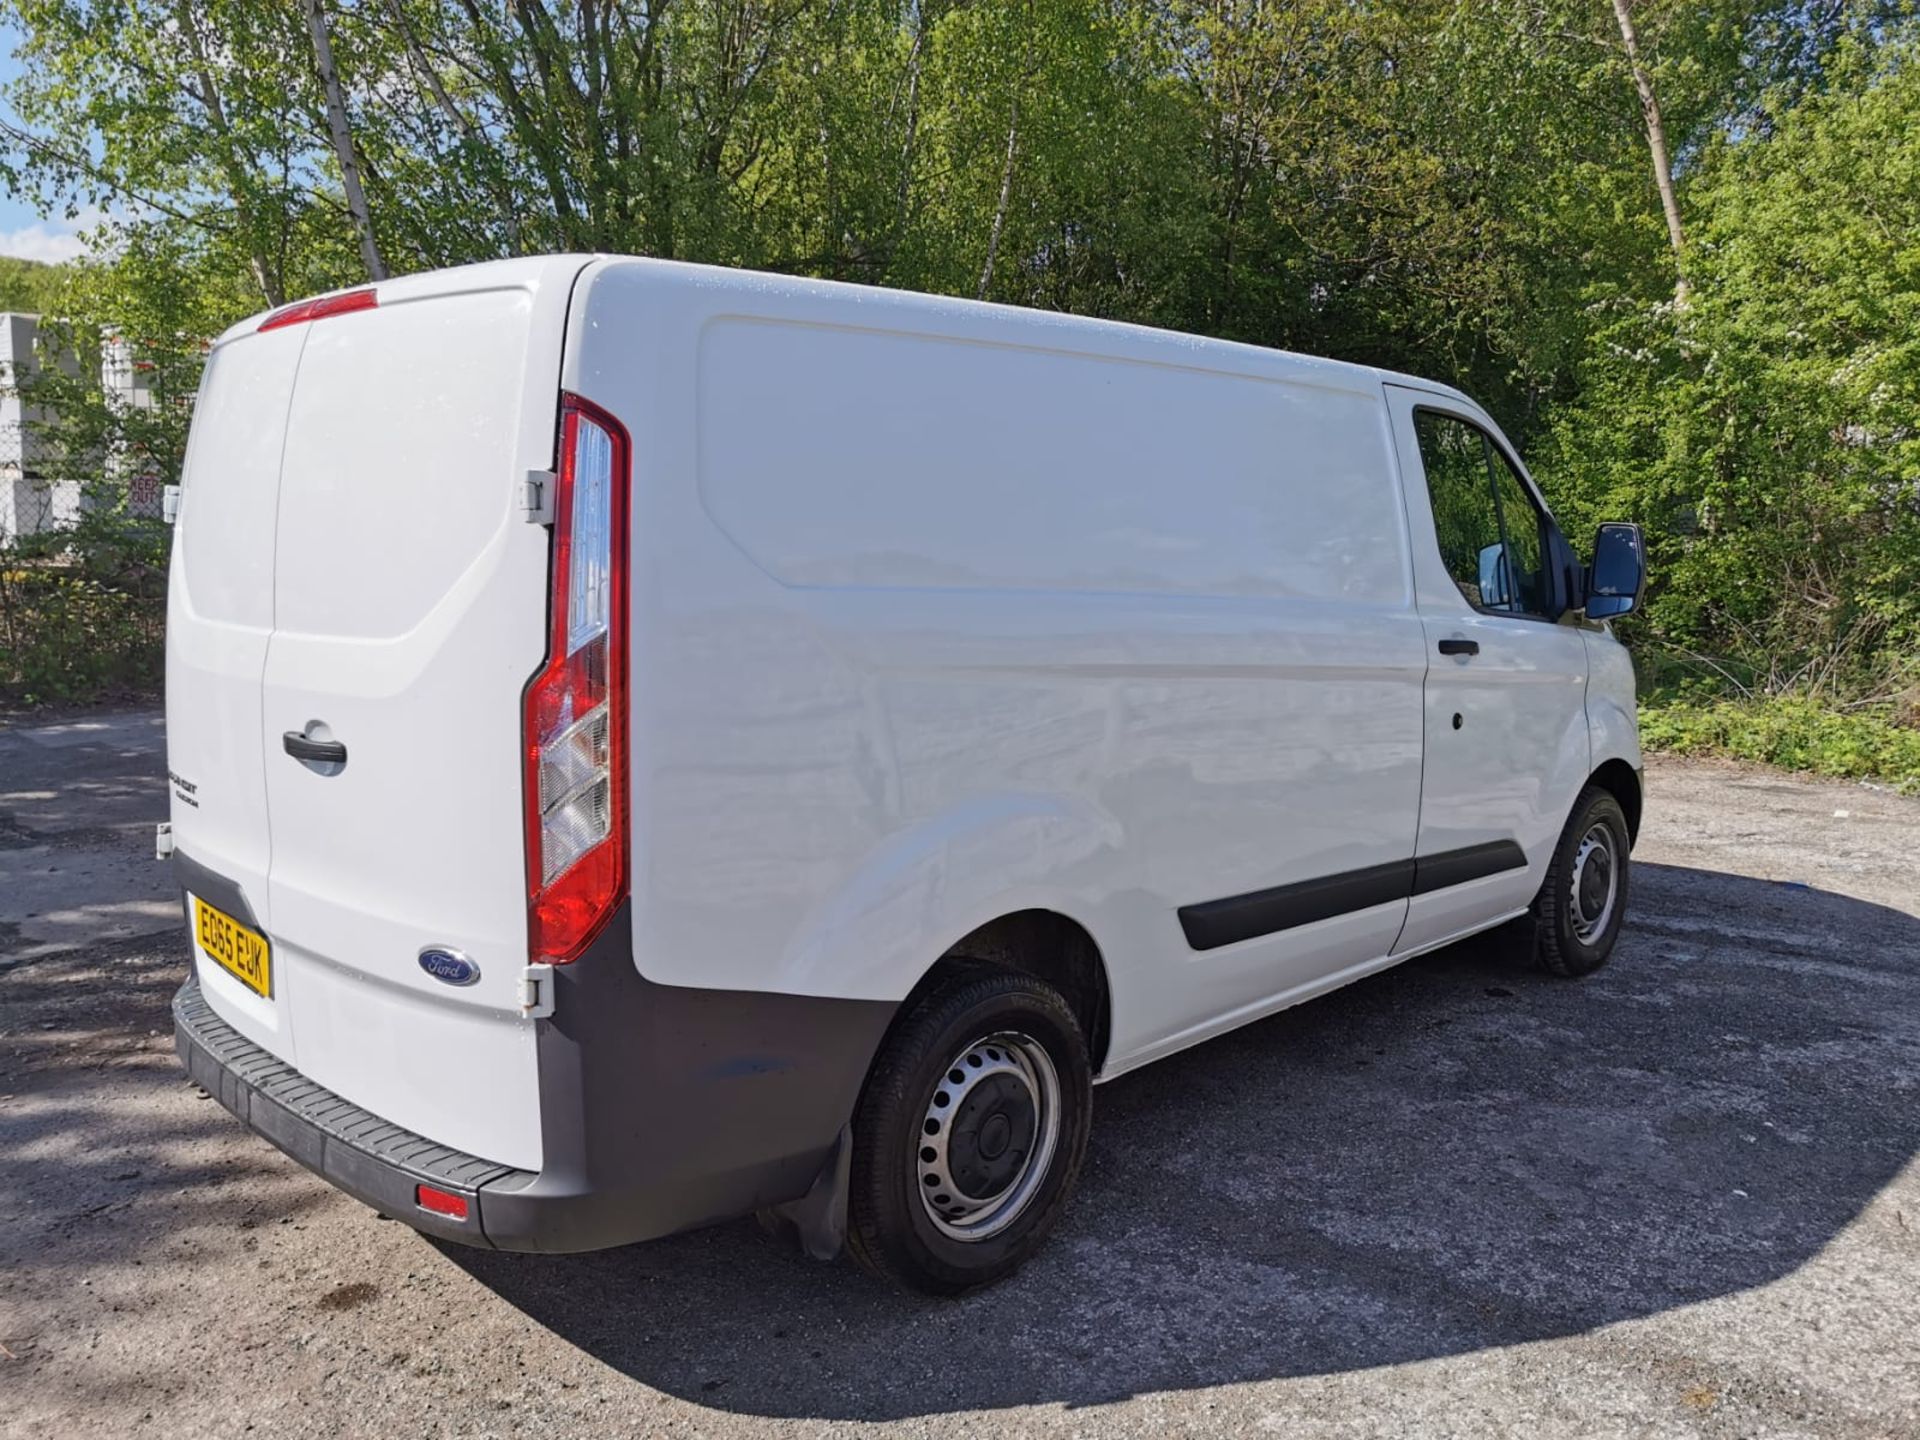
[171, 884, 899, 1254]
[173, 977, 523, 1246]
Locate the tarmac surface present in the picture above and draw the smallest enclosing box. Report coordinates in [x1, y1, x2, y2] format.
[3, 706, 1918, 1437]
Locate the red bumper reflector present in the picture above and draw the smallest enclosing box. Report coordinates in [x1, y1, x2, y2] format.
[259, 287, 378, 332]
[415, 1184, 470, 1221]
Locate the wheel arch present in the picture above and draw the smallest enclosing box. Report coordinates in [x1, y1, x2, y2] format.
[1588, 757, 1643, 846]
[900, 909, 1114, 1076]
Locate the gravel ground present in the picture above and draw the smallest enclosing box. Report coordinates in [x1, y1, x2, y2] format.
[3, 709, 1919, 1438]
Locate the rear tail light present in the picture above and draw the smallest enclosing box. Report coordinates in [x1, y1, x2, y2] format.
[523, 394, 630, 963]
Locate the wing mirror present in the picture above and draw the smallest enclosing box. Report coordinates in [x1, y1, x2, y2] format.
[1586, 523, 1646, 620]
[1477, 542, 1513, 608]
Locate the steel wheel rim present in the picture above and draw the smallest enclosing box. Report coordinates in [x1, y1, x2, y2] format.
[915, 1031, 1061, 1242]
[1569, 822, 1619, 944]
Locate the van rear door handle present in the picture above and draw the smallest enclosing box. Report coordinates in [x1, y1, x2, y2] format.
[283, 732, 348, 765]
[1437, 638, 1479, 657]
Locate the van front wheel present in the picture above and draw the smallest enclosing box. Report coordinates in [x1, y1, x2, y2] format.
[847, 969, 1091, 1294]
[1529, 784, 1632, 977]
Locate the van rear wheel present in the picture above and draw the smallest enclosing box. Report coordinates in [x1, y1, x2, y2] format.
[1529, 784, 1632, 977]
[847, 969, 1091, 1294]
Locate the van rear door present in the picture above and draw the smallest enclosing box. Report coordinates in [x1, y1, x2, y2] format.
[166, 325, 309, 1058]
[250, 259, 586, 1171]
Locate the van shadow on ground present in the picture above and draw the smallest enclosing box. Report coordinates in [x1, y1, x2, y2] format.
[447, 861, 1920, 1421]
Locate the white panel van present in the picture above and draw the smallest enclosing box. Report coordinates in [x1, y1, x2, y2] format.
[166, 256, 1647, 1293]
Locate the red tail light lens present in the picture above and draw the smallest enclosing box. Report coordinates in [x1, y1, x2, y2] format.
[523, 394, 630, 963]
[258, 287, 378, 332]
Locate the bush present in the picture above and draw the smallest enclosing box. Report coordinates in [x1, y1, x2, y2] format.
[0, 501, 170, 708]
[1640, 695, 1920, 792]
[0, 562, 165, 708]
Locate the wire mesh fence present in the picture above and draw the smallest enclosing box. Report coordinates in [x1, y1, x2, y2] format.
[1, 462, 167, 547]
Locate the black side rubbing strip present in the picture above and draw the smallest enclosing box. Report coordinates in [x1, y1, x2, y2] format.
[1178, 858, 1412, 952]
[1178, 841, 1528, 951]
[1409, 839, 1527, 896]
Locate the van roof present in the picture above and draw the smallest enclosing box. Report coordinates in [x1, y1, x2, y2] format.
[219, 254, 1479, 410]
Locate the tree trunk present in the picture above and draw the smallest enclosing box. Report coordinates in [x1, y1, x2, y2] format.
[306, 0, 390, 281]
[381, 0, 520, 253]
[889, 11, 928, 270]
[458, 0, 584, 245]
[1609, 0, 1688, 302]
[977, 93, 1019, 300]
[174, 0, 284, 307]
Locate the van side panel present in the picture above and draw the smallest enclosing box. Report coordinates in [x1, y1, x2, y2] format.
[566, 260, 1427, 1072]
[698, 318, 1406, 602]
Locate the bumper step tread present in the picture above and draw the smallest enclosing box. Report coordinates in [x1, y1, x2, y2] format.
[173, 980, 524, 1203]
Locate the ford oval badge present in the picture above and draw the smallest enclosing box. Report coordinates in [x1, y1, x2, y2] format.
[418, 947, 480, 987]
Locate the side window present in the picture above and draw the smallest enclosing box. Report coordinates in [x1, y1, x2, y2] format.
[1482, 441, 1548, 617]
[1413, 411, 1549, 618]
[1415, 412, 1503, 609]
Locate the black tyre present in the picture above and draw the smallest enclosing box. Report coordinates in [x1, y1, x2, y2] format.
[847, 968, 1091, 1295]
[1529, 784, 1632, 977]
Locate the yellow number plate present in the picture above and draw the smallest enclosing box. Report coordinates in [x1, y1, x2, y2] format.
[194, 897, 272, 998]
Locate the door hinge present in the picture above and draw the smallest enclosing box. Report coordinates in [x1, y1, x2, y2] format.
[520, 469, 556, 525]
[154, 821, 174, 861]
[518, 963, 555, 1019]
[161, 484, 182, 525]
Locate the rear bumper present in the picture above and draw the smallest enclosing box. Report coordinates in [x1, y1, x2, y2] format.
[171, 884, 899, 1254]
[174, 977, 518, 1246]
[179, 983, 560, 1251]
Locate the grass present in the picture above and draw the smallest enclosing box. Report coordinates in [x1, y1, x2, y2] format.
[1639, 693, 1920, 793]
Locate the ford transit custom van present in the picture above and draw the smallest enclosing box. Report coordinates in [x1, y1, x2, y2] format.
[166, 256, 1647, 1293]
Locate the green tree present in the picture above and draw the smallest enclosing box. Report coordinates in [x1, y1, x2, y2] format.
[0, 0, 1915, 745]
[0, 229, 227, 703]
[0, 256, 67, 312]
[1541, 35, 1920, 697]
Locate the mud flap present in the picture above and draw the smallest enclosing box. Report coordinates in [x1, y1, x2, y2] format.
[763, 1125, 852, 1260]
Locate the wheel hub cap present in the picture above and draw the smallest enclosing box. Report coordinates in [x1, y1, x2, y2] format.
[948, 1075, 1033, 1196]
[977, 1112, 1012, 1160]
[916, 1032, 1062, 1241]
[1569, 823, 1619, 944]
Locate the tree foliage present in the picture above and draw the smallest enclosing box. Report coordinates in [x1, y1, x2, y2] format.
[0, 255, 66, 311]
[0, 0, 1916, 734]
[1542, 33, 1920, 702]
[0, 230, 214, 704]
